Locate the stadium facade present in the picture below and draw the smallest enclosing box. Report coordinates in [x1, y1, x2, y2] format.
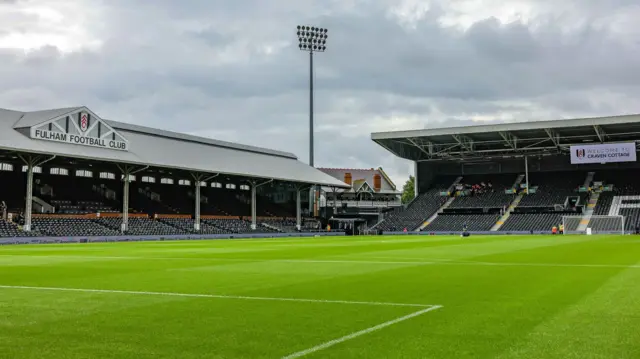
[0, 106, 349, 240]
[371, 114, 640, 234]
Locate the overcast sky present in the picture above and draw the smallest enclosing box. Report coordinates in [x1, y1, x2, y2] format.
[1, 0, 640, 186]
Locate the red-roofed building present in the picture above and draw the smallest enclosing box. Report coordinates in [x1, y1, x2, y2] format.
[317, 168, 402, 217]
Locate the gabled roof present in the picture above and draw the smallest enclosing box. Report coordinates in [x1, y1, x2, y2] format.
[352, 179, 371, 192]
[0, 106, 349, 188]
[371, 114, 640, 162]
[318, 167, 400, 193]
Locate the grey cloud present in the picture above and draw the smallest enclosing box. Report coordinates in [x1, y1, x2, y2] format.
[1, 0, 640, 185]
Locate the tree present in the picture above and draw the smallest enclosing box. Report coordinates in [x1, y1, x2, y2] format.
[401, 175, 415, 204]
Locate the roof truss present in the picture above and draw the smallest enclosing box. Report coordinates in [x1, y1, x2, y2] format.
[452, 134, 474, 153]
[372, 117, 640, 162]
[594, 125, 606, 143]
[544, 128, 560, 147]
[499, 131, 518, 150]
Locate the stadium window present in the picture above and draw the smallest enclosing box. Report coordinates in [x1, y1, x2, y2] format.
[226, 183, 236, 190]
[211, 182, 222, 188]
[121, 174, 136, 182]
[99, 172, 115, 180]
[200, 181, 207, 187]
[75, 169, 92, 178]
[22, 165, 42, 173]
[142, 176, 156, 183]
[51, 167, 69, 176]
[239, 184, 250, 191]
[0, 163, 13, 171]
[179, 179, 191, 186]
[160, 178, 174, 185]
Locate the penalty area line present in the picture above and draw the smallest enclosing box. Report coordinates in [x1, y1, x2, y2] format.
[0, 285, 433, 308]
[281, 305, 443, 359]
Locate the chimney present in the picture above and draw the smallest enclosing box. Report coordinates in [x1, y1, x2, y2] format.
[344, 172, 352, 185]
[373, 174, 382, 192]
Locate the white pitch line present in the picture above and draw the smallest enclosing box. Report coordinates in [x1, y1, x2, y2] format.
[2, 254, 637, 269]
[281, 305, 443, 359]
[0, 285, 433, 308]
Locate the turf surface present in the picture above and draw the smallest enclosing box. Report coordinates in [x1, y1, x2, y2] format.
[1, 235, 639, 358]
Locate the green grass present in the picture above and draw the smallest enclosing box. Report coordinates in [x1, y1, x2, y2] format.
[1, 234, 640, 358]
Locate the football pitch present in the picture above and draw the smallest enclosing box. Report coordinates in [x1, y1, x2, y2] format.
[1, 235, 639, 359]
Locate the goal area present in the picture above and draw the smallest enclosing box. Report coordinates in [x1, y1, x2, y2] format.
[562, 215, 625, 235]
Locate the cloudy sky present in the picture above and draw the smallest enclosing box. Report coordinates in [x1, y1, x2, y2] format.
[1, 0, 640, 186]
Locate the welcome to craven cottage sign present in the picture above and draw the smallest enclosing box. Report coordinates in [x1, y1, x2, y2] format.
[29, 110, 129, 151]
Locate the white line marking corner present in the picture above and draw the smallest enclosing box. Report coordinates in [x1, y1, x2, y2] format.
[281, 305, 442, 359]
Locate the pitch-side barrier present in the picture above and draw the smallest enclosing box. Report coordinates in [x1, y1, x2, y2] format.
[0, 232, 347, 245]
[383, 231, 623, 235]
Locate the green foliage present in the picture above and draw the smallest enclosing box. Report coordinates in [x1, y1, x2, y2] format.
[401, 175, 415, 204]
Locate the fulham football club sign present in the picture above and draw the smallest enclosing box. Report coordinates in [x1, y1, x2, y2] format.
[29, 109, 129, 151]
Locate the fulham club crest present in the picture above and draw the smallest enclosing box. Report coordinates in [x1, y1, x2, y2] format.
[576, 149, 586, 158]
[79, 112, 89, 132]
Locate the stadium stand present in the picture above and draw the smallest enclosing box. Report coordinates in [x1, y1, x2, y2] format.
[374, 176, 456, 231]
[499, 213, 563, 232]
[517, 171, 586, 207]
[31, 217, 121, 237]
[261, 218, 322, 232]
[262, 218, 298, 232]
[0, 106, 348, 240]
[448, 174, 516, 209]
[423, 213, 500, 232]
[95, 217, 186, 236]
[0, 219, 41, 237]
[593, 192, 615, 216]
[372, 113, 640, 234]
[203, 218, 278, 234]
[40, 175, 120, 214]
[159, 218, 228, 235]
[618, 208, 639, 233]
[592, 169, 640, 214]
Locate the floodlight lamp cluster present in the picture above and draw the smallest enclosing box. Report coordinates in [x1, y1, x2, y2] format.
[297, 25, 328, 52]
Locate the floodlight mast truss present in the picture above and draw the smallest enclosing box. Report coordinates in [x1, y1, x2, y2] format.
[297, 25, 328, 215]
